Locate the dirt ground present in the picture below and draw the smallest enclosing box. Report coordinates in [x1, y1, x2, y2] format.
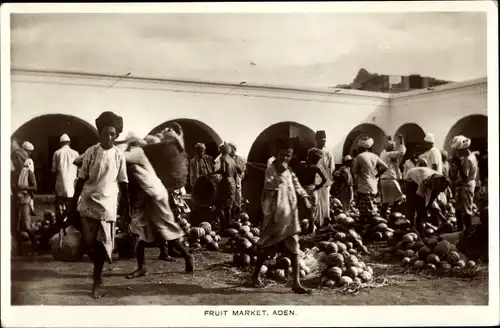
[11, 200, 488, 306]
[11, 247, 488, 306]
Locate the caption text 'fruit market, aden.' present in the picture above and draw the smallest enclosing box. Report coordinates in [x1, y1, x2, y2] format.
[204, 309, 297, 317]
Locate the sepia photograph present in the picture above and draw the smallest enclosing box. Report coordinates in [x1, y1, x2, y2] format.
[1, 2, 498, 327]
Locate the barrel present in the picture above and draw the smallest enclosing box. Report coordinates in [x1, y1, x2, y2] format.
[143, 140, 189, 191]
[191, 174, 222, 207]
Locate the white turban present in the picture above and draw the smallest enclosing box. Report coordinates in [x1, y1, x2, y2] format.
[115, 131, 137, 143]
[424, 132, 435, 143]
[22, 141, 34, 151]
[60, 134, 71, 143]
[449, 135, 471, 150]
[357, 137, 374, 149]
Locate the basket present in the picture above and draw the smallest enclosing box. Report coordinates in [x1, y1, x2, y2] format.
[143, 140, 188, 191]
[191, 174, 222, 207]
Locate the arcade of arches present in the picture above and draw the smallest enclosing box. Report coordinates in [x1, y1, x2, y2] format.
[12, 114, 489, 198]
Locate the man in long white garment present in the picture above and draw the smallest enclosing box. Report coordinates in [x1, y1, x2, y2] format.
[52, 134, 79, 224]
[314, 130, 335, 227]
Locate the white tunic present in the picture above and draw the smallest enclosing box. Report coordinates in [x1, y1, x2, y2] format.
[52, 145, 80, 197]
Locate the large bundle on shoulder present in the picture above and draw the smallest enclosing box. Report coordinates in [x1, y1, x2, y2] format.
[142, 123, 189, 191]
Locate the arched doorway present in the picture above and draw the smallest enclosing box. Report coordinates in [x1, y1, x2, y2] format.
[149, 118, 222, 159]
[243, 121, 316, 223]
[11, 114, 99, 194]
[342, 123, 387, 157]
[444, 114, 488, 180]
[394, 123, 426, 162]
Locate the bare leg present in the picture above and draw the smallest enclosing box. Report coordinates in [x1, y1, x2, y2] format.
[251, 255, 266, 288]
[92, 243, 106, 299]
[291, 254, 311, 294]
[158, 242, 176, 262]
[171, 238, 194, 273]
[126, 240, 148, 279]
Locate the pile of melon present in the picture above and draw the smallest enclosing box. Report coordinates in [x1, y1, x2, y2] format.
[316, 240, 374, 288]
[226, 213, 263, 267]
[186, 221, 221, 251]
[252, 255, 312, 282]
[393, 234, 479, 276]
[31, 210, 58, 237]
[358, 214, 397, 242]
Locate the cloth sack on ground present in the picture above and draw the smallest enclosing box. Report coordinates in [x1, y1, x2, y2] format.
[50, 226, 84, 262]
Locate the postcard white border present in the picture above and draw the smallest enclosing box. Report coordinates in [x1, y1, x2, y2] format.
[1, 2, 499, 327]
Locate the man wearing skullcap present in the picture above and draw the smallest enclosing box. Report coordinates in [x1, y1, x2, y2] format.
[449, 135, 478, 232]
[52, 134, 80, 225]
[379, 135, 406, 217]
[332, 155, 354, 212]
[314, 130, 335, 227]
[251, 137, 313, 294]
[228, 142, 246, 214]
[296, 148, 327, 232]
[211, 142, 238, 230]
[352, 136, 388, 220]
[189, 143, 215, 189]
[419, 132, 443, 174]
[68, 111, 129, 299]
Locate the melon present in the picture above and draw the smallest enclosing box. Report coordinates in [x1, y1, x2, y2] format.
[465, 260, 476, 270]
[318, 251, 328, 263]
[336, 242, 347, 252]
[434, 240, 453, 258]
[192, 242, 202, 249]
[446, 251, 461, 263]
[409, 255, 419, 264]
[348, 248, 358, 255]
[395, 241, 404, 249]
[327, 253, 344, 267]
[214, 235, 221, 242]
[408, 232, 418, 240]
[344, 217, 356, 225]
[190, 227, 205, 239]
[251, 236, 260, 245]
[401, 257, 411, 266]
[346, 255, 359, 267]
[376, 223, 388, 231]
[438, 261, 452, 270]
[413, 240, 425, 249]
[265, 259, 277, 269]
[425, 263, 437, 271]
[250, 227, 260, 236]
[366, 266, 374, 274]
[208, 241, 219, 251]
[199, 222, 212, 234]
[413, 260, 425, 269]
[394, 218, 411, 227]
[418, 246, 432, 259]
[402, 234, 414, 243]
[345, 241, 354, 249]
[243, 231, 254, 241]
[342, 251, 351, 259]
[425, 237, 439, 248]
[239, 226, 251, 235]
[227, 228, 238, 237]
[347, 230, 361, 241]
[335, 213, 348, 222]
[178, 218, 188, 227]
[324, 280, 336, 288]
[241, 238, 253, 250]
[277, 257, 292, 270]
[385, 231, 394, 240]
[455, 260, 466, 269]
[395, 249, 405, 257]
[241, 254, 251, 267]
[275, 269, 286, 280]
[373, 217, 388, 224]
[338, 276, 353, 286]
[346, 266, 359, 279]
[426, 254, 440, 265]
[234, 233, 243, 242]
[325, 242, 339, 254]
[259, 265, 268, 275]
[335, 232, 347, 241]
[318, 241, 330, 251]
[404, 249, 415, 258]
[231, 221, 242, 230]
[359, 271, 372, 283]
[373, 231, 384, 241]
[358, 261, 367, 270]
[209, 231, 217, 238]
[237, 212, 250, 221]
[203, 234, 214, 245]
[327, 267, 343, 281]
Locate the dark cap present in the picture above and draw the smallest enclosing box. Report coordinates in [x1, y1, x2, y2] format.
[315, 130, 326, 139]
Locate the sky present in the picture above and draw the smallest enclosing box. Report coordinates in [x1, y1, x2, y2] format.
[10, 12, 487, 88]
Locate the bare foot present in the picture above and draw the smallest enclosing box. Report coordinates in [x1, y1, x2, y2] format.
[158, 255, 177, 262]
[91, 281, 106, 299]
[126, 268, 148, 279]
[251, 278, 265, 288]
[292, 285, 312, 294]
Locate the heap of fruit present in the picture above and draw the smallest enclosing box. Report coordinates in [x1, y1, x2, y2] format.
[316, 240, 374, 288]
[251, 254, 313, 282]
[393, 234, 479, 276]
[31, 210, 57, 237]
[186, 221, 221, 251]
[227, 213, 262, 267]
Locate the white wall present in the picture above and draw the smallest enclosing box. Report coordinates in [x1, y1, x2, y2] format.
[389, 78, 488, 148]
[11, 70, 392, 163]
